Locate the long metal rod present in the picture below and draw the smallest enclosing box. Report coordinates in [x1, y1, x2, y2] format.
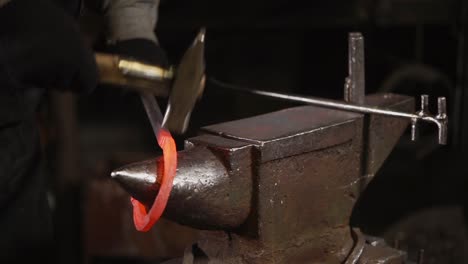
[254, 89, 418, 118]
[209, 78, 448, 145]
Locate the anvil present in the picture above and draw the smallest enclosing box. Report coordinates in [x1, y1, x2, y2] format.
[111, 92, 414, 263]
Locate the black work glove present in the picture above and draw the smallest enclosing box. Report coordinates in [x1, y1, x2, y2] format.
[0, 0, 98, 94]
[106, 38, 169, 69]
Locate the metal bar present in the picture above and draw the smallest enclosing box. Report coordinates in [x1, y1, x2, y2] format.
[140, 93, 164, 138]
[248, 88, 414, 118]
[345, 32, 365, 104]
[209, 78, 448, 145]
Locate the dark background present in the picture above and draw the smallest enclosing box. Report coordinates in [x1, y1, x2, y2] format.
[41, 0, 468, 263]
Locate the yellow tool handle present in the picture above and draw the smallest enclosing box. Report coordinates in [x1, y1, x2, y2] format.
[95, 52, 172, 97]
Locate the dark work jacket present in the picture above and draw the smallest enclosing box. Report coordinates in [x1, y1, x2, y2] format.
[0, 75, 52, 262]
[0, 0, 80, 261]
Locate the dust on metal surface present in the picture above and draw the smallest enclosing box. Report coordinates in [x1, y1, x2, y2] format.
[203, 105, 362, 162]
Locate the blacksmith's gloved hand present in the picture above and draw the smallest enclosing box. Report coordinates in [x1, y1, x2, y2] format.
[0, 0, 98, 94]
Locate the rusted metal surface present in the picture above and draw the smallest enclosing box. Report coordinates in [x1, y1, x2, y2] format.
[232, 108, 363, 262]
[200, 92, 415, 189]
[363, 93, 415, 178]
[251, 135, 360, 262]
[202, 105, 361, 162]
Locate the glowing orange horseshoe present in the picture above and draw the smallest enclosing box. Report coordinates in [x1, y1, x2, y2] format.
[130, 129, 177, 232]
